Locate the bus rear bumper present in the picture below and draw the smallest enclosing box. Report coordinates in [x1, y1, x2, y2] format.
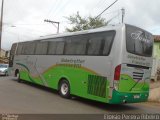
[109, 90, 149, 104]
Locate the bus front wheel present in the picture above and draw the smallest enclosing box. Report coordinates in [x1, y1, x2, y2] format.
[15, 70, 21, 83]
[59, 79, 71, 99]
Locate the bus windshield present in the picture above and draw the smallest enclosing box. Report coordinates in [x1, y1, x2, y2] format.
[126, 24, 153, 57]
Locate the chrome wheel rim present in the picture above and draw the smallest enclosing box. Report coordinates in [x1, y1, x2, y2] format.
[61, 83, 68, 95]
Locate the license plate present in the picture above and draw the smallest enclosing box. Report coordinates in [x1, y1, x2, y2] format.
[134, 95, 140, 99]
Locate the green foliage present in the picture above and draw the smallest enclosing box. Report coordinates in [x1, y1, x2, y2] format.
[65, 12, 107, 32]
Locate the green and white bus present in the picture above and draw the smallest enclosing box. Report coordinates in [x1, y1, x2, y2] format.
[9, 24, 153, 104]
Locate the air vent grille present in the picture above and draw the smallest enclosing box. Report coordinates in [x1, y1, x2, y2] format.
[133, 72, 144, 80]
[88, 75, 107, 98]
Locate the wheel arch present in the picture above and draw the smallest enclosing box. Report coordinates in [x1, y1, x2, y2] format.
[15, 69, 20, 77]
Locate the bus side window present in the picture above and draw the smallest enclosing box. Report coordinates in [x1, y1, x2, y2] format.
[21, 42, 36, 55]
[9, 43, 17, 67]
[47, 38, 65, 55]
[103, 31, 115, 55]
[35, 41, 48, 55]
[64, 35, 87, 55]
[48, 41, 57, 55]
[56, 41, 65, 55]
[16, 43, 23, 55]
[87, 34, 102, 55]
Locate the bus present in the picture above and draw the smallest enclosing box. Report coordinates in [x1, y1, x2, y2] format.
[9, 24, 153, 104]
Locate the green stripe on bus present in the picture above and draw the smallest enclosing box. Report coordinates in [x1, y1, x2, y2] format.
[16, 63, 36, 83]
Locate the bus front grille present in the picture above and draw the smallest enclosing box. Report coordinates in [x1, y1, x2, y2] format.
[87, 75, 107, 98]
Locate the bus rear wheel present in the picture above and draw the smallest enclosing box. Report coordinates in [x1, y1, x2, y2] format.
[59, 79, 71, 98]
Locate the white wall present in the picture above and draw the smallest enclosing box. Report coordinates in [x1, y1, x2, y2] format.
[151, 58, 160, 81]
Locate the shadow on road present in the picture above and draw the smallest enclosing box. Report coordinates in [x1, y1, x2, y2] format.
[71, 97, 138, 112]
[12, 78, 139, 112]
[12, 78, 58, 94]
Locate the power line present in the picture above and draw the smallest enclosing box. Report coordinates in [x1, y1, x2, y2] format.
[103, 9, 120, 15]
[17, 0, 29, 19]
[93, 0, 106, 10]
[88, 0, 118, 28]
[53, 0, 70, 18]
[47, 0, 63, 18]
[94, 0, 118, 20]
[106, 12, 120, 24]
[3, 22, 60, 36]
[3, 30, 33, 39]
[45, 0, 59, 18]
[19, 27, 52, 35]
[94, 0, 111, 13]
[102, 9, 121, 24]
[3, 22, 47, 26]
[96, 0, 106, 7]
[4, 25, 52, 36]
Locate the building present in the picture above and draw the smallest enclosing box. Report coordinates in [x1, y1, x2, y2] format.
[151, 35, 160, 81]
[0, 49, 9, 63]
[153, 35, 160, 59]
[0, 49, 6, 58]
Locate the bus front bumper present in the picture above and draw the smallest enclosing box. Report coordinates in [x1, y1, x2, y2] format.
[109, 90, 149, 104]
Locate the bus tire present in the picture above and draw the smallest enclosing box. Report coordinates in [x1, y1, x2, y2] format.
[15, 71, 21, 83]
[59, 79, 71, 99]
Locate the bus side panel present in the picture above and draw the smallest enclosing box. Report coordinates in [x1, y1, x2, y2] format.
[42, 56, 111, 103]
[43, 64, 110, 103]
[16, 55, 111, 103]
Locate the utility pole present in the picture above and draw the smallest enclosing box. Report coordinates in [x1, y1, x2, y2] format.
[44, 19, 60, 34]
[0, 0, 4, 59]
[121, 8, 125, 23]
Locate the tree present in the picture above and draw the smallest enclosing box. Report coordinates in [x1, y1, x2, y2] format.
[65, 12, 107, 32]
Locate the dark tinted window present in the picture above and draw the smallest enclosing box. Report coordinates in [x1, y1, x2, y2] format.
[126, 25, 153, 57]
[103, 32, 115, 55]
[16, 43, 23, 55]
[56, 41, 65, 54]
[35, 41, 48, 55]
[64, 35, 88, 55]
[87, 31, 115, 55]
[87, 35, 102, 55]
[10, 43, 17, 55]
[9, 43, 17, 67]
[48, 41, 57, 55]
[12, 31, 115, 56]
[48, 38, 65, 55]
[21, 42, 36, 55]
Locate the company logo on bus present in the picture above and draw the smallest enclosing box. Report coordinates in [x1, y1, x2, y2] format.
[131, 31, 151, 43]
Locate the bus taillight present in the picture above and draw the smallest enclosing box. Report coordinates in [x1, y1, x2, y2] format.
[114, 65, 121, 81]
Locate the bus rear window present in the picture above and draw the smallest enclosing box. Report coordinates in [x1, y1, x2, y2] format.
[126, 25, 153, 57]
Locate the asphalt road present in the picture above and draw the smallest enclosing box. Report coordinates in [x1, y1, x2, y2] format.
[0, 76, 160, 114]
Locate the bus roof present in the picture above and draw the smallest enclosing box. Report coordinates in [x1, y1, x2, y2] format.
[15, 24, 125, 44]
[42, 24, 124, 39]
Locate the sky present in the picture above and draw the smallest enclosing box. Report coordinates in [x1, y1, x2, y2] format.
[0, 0, 160, 50]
